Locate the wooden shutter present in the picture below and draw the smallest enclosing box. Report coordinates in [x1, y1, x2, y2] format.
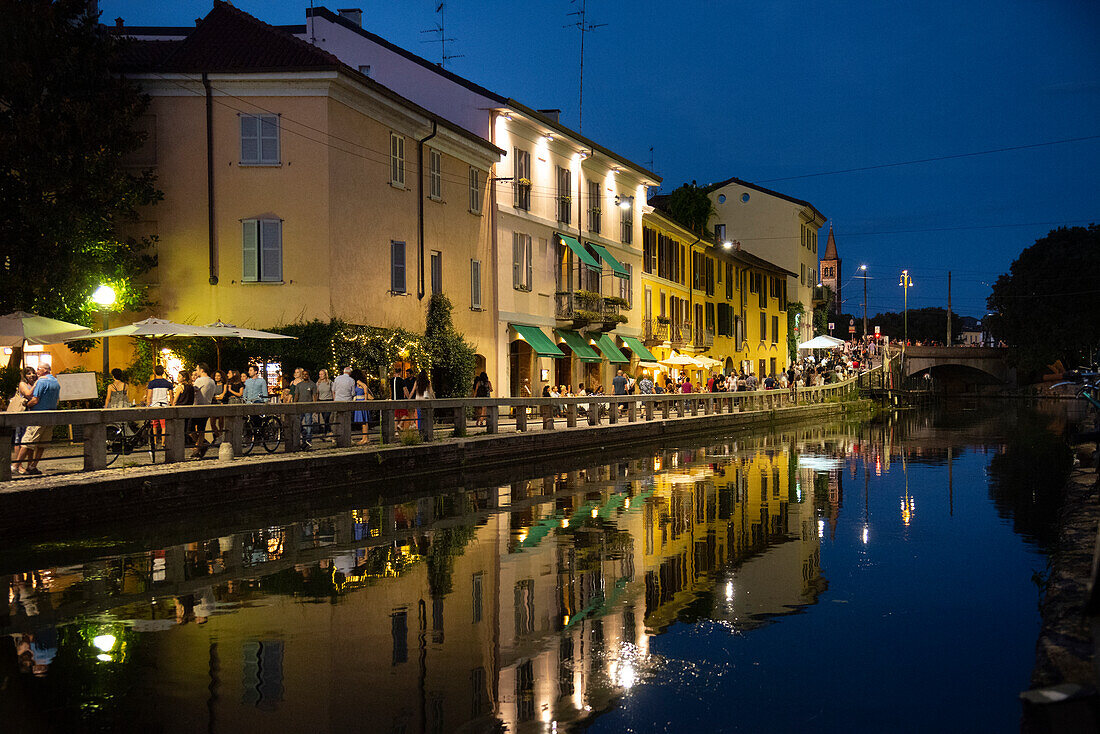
[259, 115, 279, 163]
[471, 260, 481, 309]
[260, 219, 281, 281]
[240, 115, 259, 163]
[524, 235, 532, 290]
[242, 220, 259, 281]
[391, 241, 405, 292]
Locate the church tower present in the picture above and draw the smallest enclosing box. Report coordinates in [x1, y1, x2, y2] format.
[820, 226, 842, 314]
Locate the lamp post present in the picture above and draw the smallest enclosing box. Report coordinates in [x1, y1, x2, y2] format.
[857, 265, 869, 339]
[898, 270, 912, 356]
[91, 284, 116, 376]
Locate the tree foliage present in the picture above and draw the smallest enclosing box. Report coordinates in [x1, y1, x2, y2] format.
[868, 307, 960, 345]
[664, 181, 716, 234]
[986, 225, 1100, 374]
[424, 293, 476, 398]
[0, 0, 161, 324]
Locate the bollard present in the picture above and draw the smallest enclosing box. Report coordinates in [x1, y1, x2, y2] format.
[218, 441, 234, 462]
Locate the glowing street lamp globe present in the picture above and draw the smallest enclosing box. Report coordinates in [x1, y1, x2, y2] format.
[91, 284, 116, 309]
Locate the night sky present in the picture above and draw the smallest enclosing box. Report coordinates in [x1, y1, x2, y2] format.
[100, 0, 1100, 318]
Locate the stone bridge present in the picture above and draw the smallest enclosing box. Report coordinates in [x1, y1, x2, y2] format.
[902, 345, 1015, 388]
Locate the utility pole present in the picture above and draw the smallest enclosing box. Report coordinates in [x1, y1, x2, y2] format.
[946, 270, 952, 346]
[565, 0, 606, 133]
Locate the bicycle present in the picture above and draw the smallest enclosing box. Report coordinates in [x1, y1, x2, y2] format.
[105, 420, 157, 466]
[242, 414, 282, 455]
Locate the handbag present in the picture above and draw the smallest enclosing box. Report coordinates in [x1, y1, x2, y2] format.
[6, 391, 26, 413]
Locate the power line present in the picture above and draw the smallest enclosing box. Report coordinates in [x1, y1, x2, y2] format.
[755, 133, 1100, 183]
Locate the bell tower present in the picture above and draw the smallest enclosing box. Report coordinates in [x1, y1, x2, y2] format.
[820, 226, 841, 314]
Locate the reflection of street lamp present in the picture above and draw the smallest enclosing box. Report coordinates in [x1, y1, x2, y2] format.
[91, 284, 116, 376]
[898, 270, 912, 354]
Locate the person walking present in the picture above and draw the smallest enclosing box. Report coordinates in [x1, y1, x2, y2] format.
[145, 365, 174, 450]
[11, 364, 61, 476]
[473, 371, 491, 426]
[191, 364, 216, 458]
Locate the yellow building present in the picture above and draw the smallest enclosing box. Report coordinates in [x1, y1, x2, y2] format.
[706, 176, 826, 347]
[93, 3, 503, 381]
[640, 208, 793, 383]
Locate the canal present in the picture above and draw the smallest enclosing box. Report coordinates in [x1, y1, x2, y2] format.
[0, 403, 1074, 732]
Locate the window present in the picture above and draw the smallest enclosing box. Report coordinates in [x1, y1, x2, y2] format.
[715, 223, 726, 242]
[556, 166, 571, 223]
[242, 218, 282, 282]
[620, 196, 633, 243]
[725, 262, 734, 300]
[470, 259, 482, 309]
[358, 64, 372, 77]
[430, 250, 442, 294]
[428, 149, 442, 199]
[472, 573, 483, 623]
[772, 315, 779, 344]
[390, 133, 405, 186]
[391, 240, 406, 293]
[642, 227, 656, 273]
[512, 232, 532, 291]
[801, 263, 806, 285]
[469, 167, 481, 213]
[240, 113, 279, 165]
[587, 179, 601, 233]
[513, 148, 531, 210]
[705, 257, 715, 296]
[705, 302, 715, 334]
[619, 263, 632, 305]
[760, 312, 767, 342]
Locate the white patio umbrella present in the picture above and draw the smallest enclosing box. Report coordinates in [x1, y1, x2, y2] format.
[0, 311, 91, 347]
[798, 334, 845, 350]
[76, 317, 226, 340]
[659, 351, 700, 367]
[694, 356, 723, 370]
[203, 320, 296, 371]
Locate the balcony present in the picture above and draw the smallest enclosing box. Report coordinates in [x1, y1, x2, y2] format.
[669, 321, 691, 348]
[598, 297, 628, 332]
[693, 329, 715, 350]
[644, 318, 669, 346]
[555, 290, 603, 329]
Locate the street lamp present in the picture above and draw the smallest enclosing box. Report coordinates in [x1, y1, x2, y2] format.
[898, 270, 912, 355]
[91, 284, 116, 376]
[855, 264, 869, 339]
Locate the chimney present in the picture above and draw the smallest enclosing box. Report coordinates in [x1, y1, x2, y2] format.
[338, 8, 363, 27]
[114, 17, 123, 29]
[537, 109, 561, 123]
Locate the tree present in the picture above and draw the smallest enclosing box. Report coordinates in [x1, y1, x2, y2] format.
[664, 181, 716, 234]
[986, 224, 1100, 375]
[424, 293, 476, 398]
[868, 307, 961, 345]
[0, 0, 161, 329]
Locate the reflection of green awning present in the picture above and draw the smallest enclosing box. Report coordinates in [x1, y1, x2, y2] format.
[557, 233, 601, 271]
[555, 329, 602, 362]
[510, 324, 565, 357]
[620, 335, 657, 362]
[589, 243, 629, 278]
[592, 333, 629, 363]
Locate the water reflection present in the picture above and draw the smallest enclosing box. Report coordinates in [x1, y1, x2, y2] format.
[0, 406, 1072, 732]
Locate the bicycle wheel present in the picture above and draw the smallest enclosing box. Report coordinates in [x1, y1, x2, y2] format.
[105, 424, 124, 466]
[144, 425, 157, 464]
[241, 422, 256, 455]
[261, 417, 282, 453]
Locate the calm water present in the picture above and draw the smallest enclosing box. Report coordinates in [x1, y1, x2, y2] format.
[1, 404, 1073, 733]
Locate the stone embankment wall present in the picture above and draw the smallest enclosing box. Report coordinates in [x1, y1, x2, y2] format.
[0, 401, 860, 543]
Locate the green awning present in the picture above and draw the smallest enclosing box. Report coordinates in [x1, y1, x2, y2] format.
[589, 242, 630, 278]
[557, 233, 601, 271]
[555, 329, 602, 362]
[592, 333, 629, 363]
[510, 324, 565, 357]
[620, 335, 658, 362]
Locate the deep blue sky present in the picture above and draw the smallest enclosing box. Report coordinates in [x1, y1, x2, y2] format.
[101, 0, 1100, 318]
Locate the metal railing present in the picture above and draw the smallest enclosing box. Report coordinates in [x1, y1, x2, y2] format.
[0, 369, 876, 482]
[555, 291, 603, 325]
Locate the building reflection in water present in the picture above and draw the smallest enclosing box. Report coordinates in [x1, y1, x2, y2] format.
[2, 414, 972, 733]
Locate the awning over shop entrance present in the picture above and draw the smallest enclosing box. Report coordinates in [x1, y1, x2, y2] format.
[510, 324, 565, 357]
[555, 329, 602, 362]
[619, 335, 657, 362]
[592, 333, 629, 363]
[588, 243, 630, 278]
[557, 233, 601, 271]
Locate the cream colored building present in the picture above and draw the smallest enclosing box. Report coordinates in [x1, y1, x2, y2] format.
[108, 3, 502, 381]
[706, 177, 827, 346]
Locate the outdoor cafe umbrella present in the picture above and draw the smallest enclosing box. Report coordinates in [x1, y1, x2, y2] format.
[71, 318, 227, 372]
[203, 320, 296, 371]
[694, 356, 723, 370]
[798, 334, 845, 350]
[659, 351, 700, 368]
[0, 311, 91, 347]
[0, 311, 92, 369]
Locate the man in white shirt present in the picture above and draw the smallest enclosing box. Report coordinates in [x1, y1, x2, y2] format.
[333, 366, 355, 401]
[191, 363, 216, 457]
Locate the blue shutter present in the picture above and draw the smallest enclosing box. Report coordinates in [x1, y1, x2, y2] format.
[242, 220, 259, 281]
[260, 220, 282, 282]
[241, 116, 259, 163]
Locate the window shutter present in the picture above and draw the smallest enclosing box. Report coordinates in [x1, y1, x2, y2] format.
[240, 116, 259, 163]
[260, 115, 279, 163]
[260, 220, 282, 281]
[391, 241, 406, 293]
[471, 260, 481, 309]
[242, 220, 259, 281]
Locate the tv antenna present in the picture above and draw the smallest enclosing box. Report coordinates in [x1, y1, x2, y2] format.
[421, 3, 464, 68]
[565, 0, 606, 133]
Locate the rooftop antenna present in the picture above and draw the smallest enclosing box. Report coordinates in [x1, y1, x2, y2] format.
[420, 3, 464, 68]
[565, 0, 606, 133]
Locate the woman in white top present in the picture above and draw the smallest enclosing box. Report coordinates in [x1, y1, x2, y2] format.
[413, 370, 434, 433]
